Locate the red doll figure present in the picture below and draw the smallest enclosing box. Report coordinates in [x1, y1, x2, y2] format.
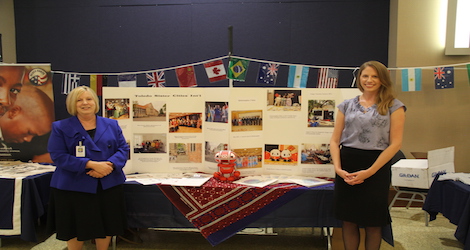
[213, 150, 241, 182]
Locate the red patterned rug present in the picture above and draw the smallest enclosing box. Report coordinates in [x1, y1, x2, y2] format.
[158, 178, 331, 245]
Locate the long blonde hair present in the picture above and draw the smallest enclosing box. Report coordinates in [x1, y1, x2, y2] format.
[356, 61, 395, 115]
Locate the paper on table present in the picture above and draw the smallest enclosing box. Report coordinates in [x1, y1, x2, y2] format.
[233, 176, 278, 187]
[160, 177, 211, 187]
[125, 172, 212, 186]
[0, 162, 56, 178]
[287, 176, 332, 187]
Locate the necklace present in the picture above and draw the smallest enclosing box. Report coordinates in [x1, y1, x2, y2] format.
[359, 95, 376, 109]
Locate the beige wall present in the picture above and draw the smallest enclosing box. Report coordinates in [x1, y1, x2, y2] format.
[390, 0, 470, 172]
[0, 0, 17, 63]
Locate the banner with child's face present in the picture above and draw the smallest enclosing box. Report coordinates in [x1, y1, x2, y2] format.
[0, 65, 54, 163]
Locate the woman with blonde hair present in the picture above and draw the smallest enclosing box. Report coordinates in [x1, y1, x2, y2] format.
[330, 61, 406, 250]
[47, 86, 128, 250]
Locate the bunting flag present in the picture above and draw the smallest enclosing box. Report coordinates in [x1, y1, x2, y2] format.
[52, 56, 470, 92]
[118, 74, 137, 87]
[146, 71, 166, 87]
[434, 67, 454, 89]
[287, 65, 309, 88]
[62, 73, 81, 94]
[228, 58, 249, 81]
[204, 60, 227, 83]
[317, 68, 338, 88]
[175, 66, 197, 87]
[257, 62, 279, 85]
[401, 68, 422, 91]
[90, 75, 107, 96]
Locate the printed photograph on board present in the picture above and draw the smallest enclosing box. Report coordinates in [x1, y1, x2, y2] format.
[205, 102, 229, 123]
[105, 98, 130, 120]
[307, 99, 335, 127]
[133, 133, 166, 153]
[132, 99, 166, 122]
[0, 65, 55, 163]
[205, 141, 228, 163]
[231, 110, 263, 132]
[232, 147, 262, 169]
[169, 112, 203, 133]
[169, 143, 202, 163]
[301, 143, 332, 164]
[266, 89, 302, 111]
[264, 144, 298, 165]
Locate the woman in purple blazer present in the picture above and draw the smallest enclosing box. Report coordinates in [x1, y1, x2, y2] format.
[47, 86, 129, 250]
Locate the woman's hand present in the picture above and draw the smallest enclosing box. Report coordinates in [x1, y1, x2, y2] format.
[344, 169, 374, 185]
[337, 169, 354, 181]
[87, 169, 105, 178]
[86, 161, 114, 177]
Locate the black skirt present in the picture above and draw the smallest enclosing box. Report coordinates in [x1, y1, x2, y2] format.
[333, 146, 392, 227]
[47, 182, 127, 241]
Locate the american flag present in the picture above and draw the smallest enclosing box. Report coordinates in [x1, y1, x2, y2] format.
[317, 68, 338, 88]
[146, 71, 166, 87]
[62, 73, 81, 94]
[434, 67, 454, 89]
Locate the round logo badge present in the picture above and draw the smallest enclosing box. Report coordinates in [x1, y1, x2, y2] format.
[28, 68, 49, 86]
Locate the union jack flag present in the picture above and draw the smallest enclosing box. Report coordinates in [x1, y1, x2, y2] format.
[434, 67, 454, 89]
[146, 70, 166, 87]
[257, 63, 279, 85]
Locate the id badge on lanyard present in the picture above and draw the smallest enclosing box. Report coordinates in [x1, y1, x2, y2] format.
[76, 141, 86, 157]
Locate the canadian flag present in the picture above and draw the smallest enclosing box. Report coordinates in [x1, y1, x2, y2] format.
[204, 60, 227, 83]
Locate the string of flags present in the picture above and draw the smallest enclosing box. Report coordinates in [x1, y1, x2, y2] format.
[53, 55, 470, 94]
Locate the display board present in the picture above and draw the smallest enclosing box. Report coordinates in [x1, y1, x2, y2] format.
[103, 87, 360, 177]
[0, 64, 54, 163]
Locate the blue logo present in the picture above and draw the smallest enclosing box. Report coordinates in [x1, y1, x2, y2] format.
[431, 170, 447, 178]
[399, 173, 420, 178]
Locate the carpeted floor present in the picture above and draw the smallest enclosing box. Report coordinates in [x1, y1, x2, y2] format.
[0, 207, 464, 250]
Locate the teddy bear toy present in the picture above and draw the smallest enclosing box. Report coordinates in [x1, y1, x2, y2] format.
[213, 150, 241, 182]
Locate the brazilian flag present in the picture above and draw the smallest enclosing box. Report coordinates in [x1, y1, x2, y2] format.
[227, 58, 249, 81]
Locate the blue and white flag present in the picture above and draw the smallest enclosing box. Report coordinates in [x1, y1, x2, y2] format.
[434, 67, 454, 89]
[62, 73, 81, 94]
[401, 68, 422, 91]
[257, 63, 279, 85]
[287, 65, 309, 88]
[0, 178, 23, 235]
[118, 74, 137, 87]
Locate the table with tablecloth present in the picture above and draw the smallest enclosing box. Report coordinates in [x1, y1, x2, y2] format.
[124, 178, 394, 246]
[0, 172, 52, 242]
[423, 175, 470, 249]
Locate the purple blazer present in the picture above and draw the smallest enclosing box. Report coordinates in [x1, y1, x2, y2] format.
[48, 115, 129, 193]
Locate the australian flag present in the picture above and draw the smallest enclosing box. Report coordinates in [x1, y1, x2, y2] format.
[434, 67, 454, 89]
[257, 63, 279, 85]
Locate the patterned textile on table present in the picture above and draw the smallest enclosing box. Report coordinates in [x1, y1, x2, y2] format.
[158, 177, 333, 246]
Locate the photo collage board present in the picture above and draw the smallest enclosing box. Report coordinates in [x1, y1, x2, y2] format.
[103, 87, 361, 177]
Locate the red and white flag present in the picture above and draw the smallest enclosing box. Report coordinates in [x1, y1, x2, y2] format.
[204, 60, 227, 83]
